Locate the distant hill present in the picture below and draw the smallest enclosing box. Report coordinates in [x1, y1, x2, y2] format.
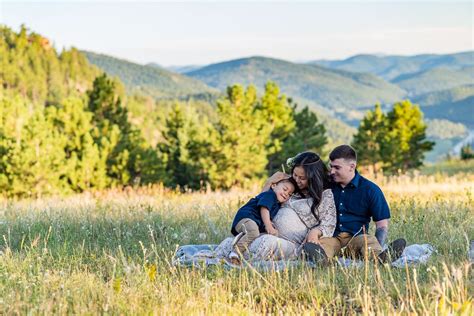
[309, 52, 474, 129]
[164, 64, 203, 74]
[412, 84, 474, 107]
[311, 51, 474, 81]
[393, 67, 474, 96]
[84, 51, 218, 99]
[422, 95, 474, 128]
[185, 56, 406, 110]
[145, 62, 163, 68]
[412, 85, 474, 127]
[424, 118, 469, 162]
[146, 62, 203, 74]
[0, 25, 100, 105]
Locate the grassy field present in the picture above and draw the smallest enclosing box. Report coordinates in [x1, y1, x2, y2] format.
[0, 173, 473, 314]
[421, 159, 474, 176]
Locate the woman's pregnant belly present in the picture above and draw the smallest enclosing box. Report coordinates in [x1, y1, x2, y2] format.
[273, 206, 308, 245]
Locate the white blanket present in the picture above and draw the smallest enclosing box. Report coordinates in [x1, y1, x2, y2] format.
[172, 242, 436, 270]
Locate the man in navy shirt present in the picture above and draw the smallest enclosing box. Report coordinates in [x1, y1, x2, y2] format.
[303, 145, 406, 263]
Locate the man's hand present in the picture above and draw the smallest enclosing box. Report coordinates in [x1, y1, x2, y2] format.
[306, 228, 322, 244]
[265, 223, 279, 236]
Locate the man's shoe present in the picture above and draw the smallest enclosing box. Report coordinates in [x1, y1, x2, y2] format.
[302, 242, 328, 264]
[378, 238, 407, 263]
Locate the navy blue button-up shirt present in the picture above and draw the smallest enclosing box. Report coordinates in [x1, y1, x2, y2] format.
[331, 171, 390, 236]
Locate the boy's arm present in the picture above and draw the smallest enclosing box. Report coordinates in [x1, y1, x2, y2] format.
[260, 206, 278, 235]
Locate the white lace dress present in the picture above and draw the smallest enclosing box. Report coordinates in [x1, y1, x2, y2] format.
[215, 189, 337, 260]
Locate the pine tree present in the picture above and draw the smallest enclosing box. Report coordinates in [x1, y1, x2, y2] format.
[158, 103, 217, 190]
[0, 96, 66, 197]
[87, 73, 160, 187]
[269, 104, 327, 173]
[352, 104, 386, 175]
[460, 143, 474, 160]
[214, 84, 270, 188]
[384, 100, 434, 173]
[353, 100, 434, 174]
[257, 82, 295, 155]
[50, 97, 107, 191]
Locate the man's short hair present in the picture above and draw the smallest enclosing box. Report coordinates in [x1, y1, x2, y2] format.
[329, 145, 357, 162]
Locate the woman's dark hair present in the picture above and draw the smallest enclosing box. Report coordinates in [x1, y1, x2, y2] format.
[290, 151, 330, 221]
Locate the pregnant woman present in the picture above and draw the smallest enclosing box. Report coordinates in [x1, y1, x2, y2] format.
[216, 151, 337, 261]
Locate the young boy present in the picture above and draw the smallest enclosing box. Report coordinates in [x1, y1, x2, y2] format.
[228, 177, 298, 264]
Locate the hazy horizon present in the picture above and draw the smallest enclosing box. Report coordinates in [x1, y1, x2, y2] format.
[1, 1, 472, 67]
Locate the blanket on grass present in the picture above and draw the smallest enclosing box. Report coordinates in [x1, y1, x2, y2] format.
[172, 241, 435, 271]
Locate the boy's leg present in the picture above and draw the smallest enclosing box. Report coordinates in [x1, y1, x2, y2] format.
[346, 234, 382, 260]
[233, 218, 260, 255]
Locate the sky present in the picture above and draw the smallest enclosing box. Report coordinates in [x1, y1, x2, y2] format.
[1, 1, 472, 67]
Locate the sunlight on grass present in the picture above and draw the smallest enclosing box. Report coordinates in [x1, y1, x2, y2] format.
[0, 175, 472, 314]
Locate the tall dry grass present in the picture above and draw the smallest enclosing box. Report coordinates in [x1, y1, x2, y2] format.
[0, 174, 472, 314]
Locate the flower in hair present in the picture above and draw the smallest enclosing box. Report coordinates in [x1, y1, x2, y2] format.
[286, 156, 296, 169]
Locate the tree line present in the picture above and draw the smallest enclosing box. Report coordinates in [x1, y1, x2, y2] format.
[0, 73, 327, 197]
[0, 25, 436, 198]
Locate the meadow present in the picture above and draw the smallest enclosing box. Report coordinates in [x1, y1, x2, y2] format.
[0, 170, 473, 314]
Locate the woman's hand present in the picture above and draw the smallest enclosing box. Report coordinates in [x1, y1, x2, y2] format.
[265, 222, 279, 236]
[306, 228, 322, 244]
[262, 172, 290, 191]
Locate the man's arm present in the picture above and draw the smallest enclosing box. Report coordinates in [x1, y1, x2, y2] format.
[374, 219, 389, 247]
[369, 185, 391, 247]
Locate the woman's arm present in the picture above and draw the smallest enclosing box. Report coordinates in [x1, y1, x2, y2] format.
[315, 190, 337, 238]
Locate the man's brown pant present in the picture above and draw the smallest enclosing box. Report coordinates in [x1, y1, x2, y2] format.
[234, 218, 260, 255]
[318, 232, 383, 260]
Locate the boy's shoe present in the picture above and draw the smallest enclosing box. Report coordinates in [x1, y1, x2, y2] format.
[378, 238, 407, 263]
[231, 231, 246, 248]
[227, 251, 241, 265]
[302, 242, 328, 265]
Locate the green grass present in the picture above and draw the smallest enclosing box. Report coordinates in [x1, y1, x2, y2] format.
[0, 181, 473, 314]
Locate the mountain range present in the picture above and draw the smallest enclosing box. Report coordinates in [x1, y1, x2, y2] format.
[311, 52, 474, 81]
[185, 56, 406, 110]
[85, 51, 473, 126]
[84, 50, 474, 160]
[84, 51, 218, 99]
